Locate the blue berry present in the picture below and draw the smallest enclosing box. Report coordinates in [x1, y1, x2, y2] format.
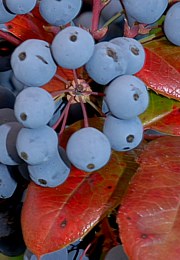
[85, 41, 127, 85]
[5, 0, 36, 14]
[164, 2, 180, 46]
[105, 245, 128, 260]
[14, 87, 55, 128]
[74, 11, 105, 29]
[103, 115, 143, 151]
[24, 247, 68, 260]
[105, 75, 149, 119]
[28, 148, 71, 188]
[39, 0, 82, 26]
[122, 0, 168, 24]
[0, 122, 22, 165]
[11, 39, 57, 87]
[16, 125, 58, 165]
[51, 26, 95, 69]
[110, 37, 145, 74]
[0, 163, 17, 199]
[0, 0, 16, 23]
[66, 127, 111, 172]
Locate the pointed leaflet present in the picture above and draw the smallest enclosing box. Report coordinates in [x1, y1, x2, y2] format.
[117, 136, 180, 260]
[21, 118, 138, 257]
[140, 91, 180, 136]
[136, 38, 180, 100]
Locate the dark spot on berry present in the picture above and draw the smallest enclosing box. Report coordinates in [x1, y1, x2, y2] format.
[60, 219, 67, 228]
[126, 134, 134, 143]
[126, 216, 131, 220]
[36, 55, 48, 64]
[20, 113, 27, 121]
[133, 93, 139, 101]
[87, 163, 95, 170]
[141, 233, 148, 239]
[70, 34, 78, 42]
[18, 52, 26, 61]
[38, 179, 47, 185]
[20, 152, 28, 160]
[123, 147, 130, 150]
[131, 46, 139, 55]
[107, 48, 118, 62]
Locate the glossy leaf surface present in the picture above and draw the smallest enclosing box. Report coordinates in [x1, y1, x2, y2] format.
[137, 38, 180, 100]
[140, 91, 180, 135]
[117, 136, 180, 260]
[21, 118, 138, 257]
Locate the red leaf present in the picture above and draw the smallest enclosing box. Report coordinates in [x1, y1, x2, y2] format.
[117, 136, 180, 260]
[5, 7, 54, 43]
[136, 38, 180, 100]
[145, 107, 180, 135]
[21, 118, 138, 257]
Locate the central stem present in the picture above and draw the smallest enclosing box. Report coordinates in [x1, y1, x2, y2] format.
[91, 0, 111, 34]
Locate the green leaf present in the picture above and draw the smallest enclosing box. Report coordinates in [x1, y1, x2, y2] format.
[0, 254, 23, 260]
[140, 91, 180, 135]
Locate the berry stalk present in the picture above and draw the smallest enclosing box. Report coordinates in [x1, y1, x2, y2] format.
[91, 0, 111, 34]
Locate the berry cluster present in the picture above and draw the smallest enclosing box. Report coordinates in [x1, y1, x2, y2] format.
[0, 0, 179, 190]
[0, 0, 179, 258]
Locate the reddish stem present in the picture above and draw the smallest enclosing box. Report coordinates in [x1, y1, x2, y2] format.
[83, 91, 105, 97]
[52, 97, 73, 130]
[91, 0, 111, 34]
[58, 97, 73, 136]
[79, 96, 89, 128]
[79, 243, 92, 260]
[73, 69, 79, 86]
[55, 73, 70, 85]
[0, 31, 21, 45]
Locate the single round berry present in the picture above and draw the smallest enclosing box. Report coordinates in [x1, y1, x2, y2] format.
[51, 26, 95, 69]
[164, 2, 180, 46]
[85, 41, 127, 85]
[66, 127, 111, 172]
[14, 87, 55, 128]
[11, 39, 57, 87]
[103, 114, 143, 151]
[39, 0, 82, 26]
[16, 126, 58, 165]
[105, 75, 149, 119]
[122, 0, 168, 24]
[28, 149, 71, 188]
[110, 37, 145, 74]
